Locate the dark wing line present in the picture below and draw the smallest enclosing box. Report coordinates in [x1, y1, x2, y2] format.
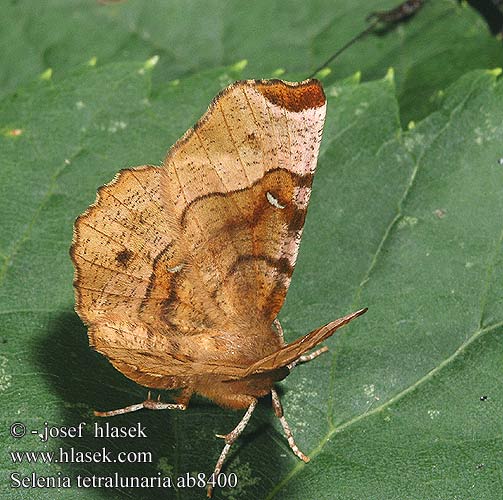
[187, 124, 252, 320]
[243, 308, 368, 376]
[240, 87, 267, 307]
[168, 155, 243, 321]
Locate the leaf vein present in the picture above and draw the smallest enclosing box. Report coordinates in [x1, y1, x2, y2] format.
[267, 320, 503, 499]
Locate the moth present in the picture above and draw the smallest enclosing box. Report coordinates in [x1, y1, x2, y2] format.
[71, 78, 367, 496]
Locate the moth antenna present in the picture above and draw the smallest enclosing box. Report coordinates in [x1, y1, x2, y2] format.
[307, 0, 427, 79]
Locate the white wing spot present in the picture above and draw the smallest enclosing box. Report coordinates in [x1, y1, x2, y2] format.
[266, 191, 285, 209]
[167, 263, 184, 273]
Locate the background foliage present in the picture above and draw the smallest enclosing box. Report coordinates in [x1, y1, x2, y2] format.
[1, 1, 502, 499]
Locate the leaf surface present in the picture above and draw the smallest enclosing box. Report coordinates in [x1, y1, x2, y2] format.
[0, 28, 502, 500]
[1, 0, 501, 125]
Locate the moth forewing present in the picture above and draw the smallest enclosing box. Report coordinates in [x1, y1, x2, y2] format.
[71, 78, 366, 497]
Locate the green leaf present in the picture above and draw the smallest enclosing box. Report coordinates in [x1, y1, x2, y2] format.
[1, 0, 502, 127]
[1, 57, 502, 499]
[0, 0, 337, 98]
[273, 68, 503, 500]
[312, 0, 503, 124]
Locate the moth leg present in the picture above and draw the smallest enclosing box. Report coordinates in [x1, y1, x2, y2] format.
[271, 387, 309, 463]
[273, 318, 285, 342]
[208, 398, 257, 498]
[288, 345, 329, 370]
[94, 391, 186, 417]
[176, 387, 193, 406]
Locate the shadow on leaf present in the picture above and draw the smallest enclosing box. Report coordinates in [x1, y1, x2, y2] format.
[35, 310, 293, 499]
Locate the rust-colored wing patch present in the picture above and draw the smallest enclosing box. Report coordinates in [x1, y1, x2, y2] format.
[255, 79, 325, 112]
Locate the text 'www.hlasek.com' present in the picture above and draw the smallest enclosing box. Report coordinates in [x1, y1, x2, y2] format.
[8, 421, 238, 491]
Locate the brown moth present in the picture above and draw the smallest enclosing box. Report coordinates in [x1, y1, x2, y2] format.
[71, 78, 367, 496]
